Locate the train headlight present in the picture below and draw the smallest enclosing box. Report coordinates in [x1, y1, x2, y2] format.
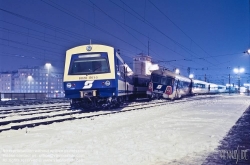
[104, 80, 111, 86]
[66, 83, 72, 88]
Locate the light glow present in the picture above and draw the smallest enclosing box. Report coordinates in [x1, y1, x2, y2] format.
[148, 64, 159, 71]
[45, 63, 51, 68]
[175, 69, 180, 74]
[27, 75, 32, 80]
[247, 49, 250, 54]
[189, 74, 194, 79]
[234, 68, 244, 74]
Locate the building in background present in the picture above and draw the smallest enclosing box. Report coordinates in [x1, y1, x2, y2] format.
[0, 71, 15, 92]
[0, 66, 64, 98]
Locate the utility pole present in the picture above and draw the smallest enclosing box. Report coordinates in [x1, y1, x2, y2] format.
[187, 67, 190, 76]
[238, 66, 240, 93]
[204, 74, 207, 82]
[148, 40, 149, 56]
[229, 74, 231, 94]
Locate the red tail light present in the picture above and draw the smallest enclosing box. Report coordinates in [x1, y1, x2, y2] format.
[148, 82, 153, 92]
[165, 86, 172, 95]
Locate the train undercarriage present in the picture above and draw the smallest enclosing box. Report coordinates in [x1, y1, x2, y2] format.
[70, 96, 128, 110]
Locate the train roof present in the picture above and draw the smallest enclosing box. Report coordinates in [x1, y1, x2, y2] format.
[67, 44, 114, 51]
[192, 79, 209, 85]
[192, 79, 226, 87]
[152, 69, 191, 81]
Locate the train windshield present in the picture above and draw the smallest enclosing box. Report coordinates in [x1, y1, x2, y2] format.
[68, 53, 110, 75]
[151, 75, 173, 86]
[161, 77, 173, 86]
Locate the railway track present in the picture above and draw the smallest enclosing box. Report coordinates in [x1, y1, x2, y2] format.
[0, 95, 221, 133]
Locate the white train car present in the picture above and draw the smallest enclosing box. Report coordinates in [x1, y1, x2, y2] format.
[191, 79, 209, 94]
[191, 80, 226, 94]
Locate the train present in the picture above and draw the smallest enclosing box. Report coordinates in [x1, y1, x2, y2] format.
[63, 44, 229, 109]
[146, 69, 228, 100]
[63, 44, 149, 109]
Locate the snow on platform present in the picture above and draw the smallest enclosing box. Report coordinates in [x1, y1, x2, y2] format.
[0, 95, 250, 165]
[0, 103, 69, 111]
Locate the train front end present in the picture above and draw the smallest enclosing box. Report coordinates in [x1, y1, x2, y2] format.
[63, 44, 117, 109]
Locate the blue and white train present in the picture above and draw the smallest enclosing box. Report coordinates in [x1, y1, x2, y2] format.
[63, 44, 229, 109]
[147, 69, 192, 100]
[63, 44, 144, 109]
[147, 69, 227, 100]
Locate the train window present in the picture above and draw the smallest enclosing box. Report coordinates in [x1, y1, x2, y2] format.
[152, 75, 161, 83]
[184, 82, 191, 87]
[178, 81, 183, 88]
[194, 83, 205, 88]
[166, 77, 173, 86]
[116, 56, 125, 79]
[161, 78, 167, 85]
[116, 58, 119, 71]
[68, 52, 110, 75]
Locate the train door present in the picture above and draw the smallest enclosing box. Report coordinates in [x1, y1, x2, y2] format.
[116, 55, 126, 97]
[174, 79, 181, 99]
[189, 80, 193, 95]
[124, 66, 127, 96]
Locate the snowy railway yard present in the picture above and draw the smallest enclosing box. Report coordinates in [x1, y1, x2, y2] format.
[0, 94, 250, 165]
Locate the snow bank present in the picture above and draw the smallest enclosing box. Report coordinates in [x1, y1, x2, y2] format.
[0, 95, 249, 165]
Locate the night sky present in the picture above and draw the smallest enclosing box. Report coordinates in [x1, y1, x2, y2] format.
[0, 0, 249, 85]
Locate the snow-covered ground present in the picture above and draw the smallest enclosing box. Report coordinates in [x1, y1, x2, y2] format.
[0, 95, 250, 165]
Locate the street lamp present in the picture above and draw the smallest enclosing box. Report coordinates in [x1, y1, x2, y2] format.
[189, 74, 194, 79]
[233, 67, 244, 93]
[244, 49, 250, 84]
[27, 75, 32, 93]
[175, 68, 180, 74]
[55, 90, 58, 98]
[243, 49, 250, 55]
[45, 63, 51, 98]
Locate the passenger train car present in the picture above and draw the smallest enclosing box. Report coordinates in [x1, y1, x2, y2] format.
[63, 44, 134, 109]
[147, 69, 192, 100]
[147, 69, 227, 100]
[191, 79, 210, 94]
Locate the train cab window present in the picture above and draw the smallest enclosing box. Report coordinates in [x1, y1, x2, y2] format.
[161, 78, 167, 85]
[68, 53, 110, 75]
[166, 77, 173, 86]
[152, 75, 161, 83]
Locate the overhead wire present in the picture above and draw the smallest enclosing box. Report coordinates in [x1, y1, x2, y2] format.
[39, 0, 144, 52]
[82, 0, 212, 70]
[0, 27, 69, 48]
[0, 19, 79, 44]
[115, 0, 217, 66]
[148, 0, 219, 64]
[0, 0, 246, 81]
